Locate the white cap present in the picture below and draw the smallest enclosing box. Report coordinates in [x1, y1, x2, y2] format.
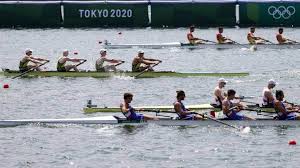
[218, 78, 227, 83]
[268, 79, 277, 85]
[63, 49, 69, 53]
[138, 50, 144, 54]
[100, 49, 107, 54]
[25, 48, 33, 54]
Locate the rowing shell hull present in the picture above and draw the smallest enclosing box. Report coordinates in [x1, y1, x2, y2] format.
[83, 104, 275, 113]
[0, 70, 249, 78]
[0, 116, 118, 127]
[103, 42, 300, 49]
[1, 116, 300, 127]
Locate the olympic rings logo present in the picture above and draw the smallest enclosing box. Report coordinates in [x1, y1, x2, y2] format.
[268, 6, 296, 19]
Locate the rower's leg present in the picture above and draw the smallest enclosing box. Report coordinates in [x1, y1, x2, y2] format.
[195, 114, 204, 120]
[28, 64, 42, 71]
[147, 65, 154, 71]
[244, 115, 255, 120]
[65, 65, 79, 72]
[107, 65, 117, 72]
[35, 64, 42, 71]
[74, 66, 79, 72]
[143, 114, 158, 120]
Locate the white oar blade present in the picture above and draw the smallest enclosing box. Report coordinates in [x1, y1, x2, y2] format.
[241, 126, 251, 134]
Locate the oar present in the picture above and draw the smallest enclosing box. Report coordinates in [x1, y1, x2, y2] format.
[240, 100, 259, 105]
[12, 60, 49, 79]
[284, 101, 300, 108]
[243, 108, 274, 113]
[256, 112, 276, 118]
[243, 108, 277, 118]
[114, 61, 125, 67]
[240, 96, 255, 99]
[260, 38, 275, 44]
[134, 61, 161, 78]
[139, 109, 176, 114]
[199, 39, 217, 44]
[286, 39, 300, 44]
[193, 112, 251, 133]
[75, 59, 87, 67]
[228, 39, 254, 49]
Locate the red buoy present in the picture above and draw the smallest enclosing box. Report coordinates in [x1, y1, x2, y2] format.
[3, 84, 9, 89]
[289, 140, 297, 145]
[210, 111, 216, 118]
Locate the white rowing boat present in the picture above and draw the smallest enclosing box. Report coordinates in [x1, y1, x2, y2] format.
[1, 116, 299, 127]
[103, 42, 300, 49]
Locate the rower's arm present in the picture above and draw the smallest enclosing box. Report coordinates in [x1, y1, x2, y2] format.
[222, 101, 231, 114]
[103, 58, 119, 63]
[265, 91, 275, 102]
[215, 89, 225, 101]
[65, 57, 82, 62]
[31, 56, 49, 62]
[187, 34, 199, 41]
[27, 57, 42, 64]
[120, 104, 129, 113]
[254, 36, 262, 40]
[276, 35, 286, 43]
[144, 57, 161, 62]
[274, 101, 287, 113]
[141, 59, 155, 65]
[174, 102, 191, 116]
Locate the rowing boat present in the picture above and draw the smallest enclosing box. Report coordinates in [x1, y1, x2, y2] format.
[103, 42, 300, 49]
[83, 103, 274, 113]
[1, 116, 299, 127]
[0, 69, 249, 78]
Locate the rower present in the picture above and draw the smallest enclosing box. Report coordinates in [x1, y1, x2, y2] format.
[57, 49, 85, 72]
[276, 28, 295, 44]
[95, 49, 124, 72]
[19, 48, 49, 72]
[274, 90, 300, 120]
[262, 79, 277, 108]
[187, 25, 204, 44]
[247, 27, 265, 44]
[120, 93, 157, 121]
[222, 89, 254, 120]
[174, 90, 204, 120]
[216, 27, 233, 44]
[132, 50, 161, 72]
[212, 78, 227, 108]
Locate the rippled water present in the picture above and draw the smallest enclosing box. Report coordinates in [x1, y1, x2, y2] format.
[1, 28, 300, 167]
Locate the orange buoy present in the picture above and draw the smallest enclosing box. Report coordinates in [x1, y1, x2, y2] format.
[289, 140, 297, 145]
[3, 84, 9, 89]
